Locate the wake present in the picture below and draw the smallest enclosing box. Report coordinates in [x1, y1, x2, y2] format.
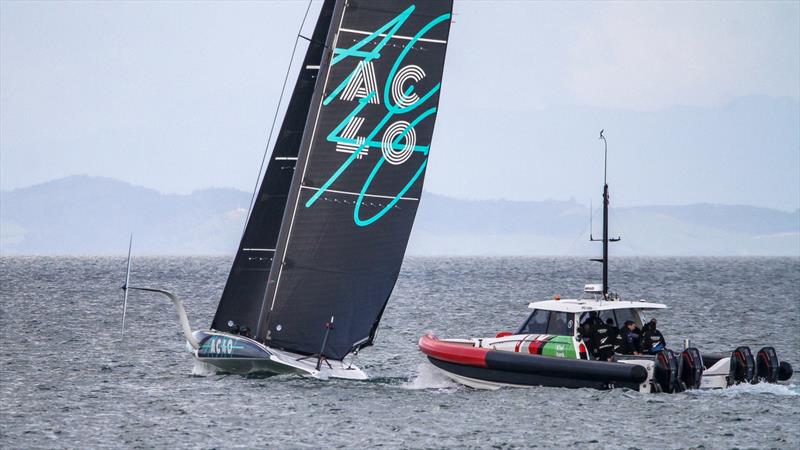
[401, 363, 459, 390]
[689, 382, 799, 397]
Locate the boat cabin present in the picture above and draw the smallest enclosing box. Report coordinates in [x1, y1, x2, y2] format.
[478, 294, 666, 360]
[517, 297, 667, 337]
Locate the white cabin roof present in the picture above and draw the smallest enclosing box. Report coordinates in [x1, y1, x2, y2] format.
[527, 298, 667, 313]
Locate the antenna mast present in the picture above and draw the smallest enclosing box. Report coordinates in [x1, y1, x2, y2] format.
[590, 130, 620, 298]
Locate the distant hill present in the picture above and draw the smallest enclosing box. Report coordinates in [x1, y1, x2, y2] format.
[1, 176, 797, 256]
[0, 176, 249, 255]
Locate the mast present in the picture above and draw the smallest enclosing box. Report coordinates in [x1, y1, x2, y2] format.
[211, 1, 336, 335]
[590, 130, 620, 298]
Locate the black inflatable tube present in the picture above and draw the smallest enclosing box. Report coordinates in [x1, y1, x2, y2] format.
[484, 351, 648, 383]
[428, 358, 643, 390]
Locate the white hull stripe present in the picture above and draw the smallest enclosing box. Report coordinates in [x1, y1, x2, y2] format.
[243, 248, 275, 252]
[339, 27, 447, 44]
[274, 156, 298, 161]
[301, 185, 418, 201]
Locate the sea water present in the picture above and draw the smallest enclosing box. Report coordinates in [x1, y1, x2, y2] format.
[1, 256, 798, 448]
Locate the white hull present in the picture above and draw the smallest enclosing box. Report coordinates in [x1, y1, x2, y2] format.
[190, 330, 368, 381]
[121, 287, 369, 381]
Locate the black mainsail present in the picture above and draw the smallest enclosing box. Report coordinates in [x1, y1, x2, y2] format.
[216, 0, 453, 362]
[211, 1, 336, 333]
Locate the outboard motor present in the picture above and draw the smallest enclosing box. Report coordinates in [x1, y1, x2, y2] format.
[679, 347, 704, 390]
[729, 346, 755, 384]
[778, 361, 794, 381]
[653, 349, 681, 393]
[755, 347, 780, 383]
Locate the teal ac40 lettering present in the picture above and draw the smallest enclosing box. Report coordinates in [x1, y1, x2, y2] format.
[305, 5, 451, 227]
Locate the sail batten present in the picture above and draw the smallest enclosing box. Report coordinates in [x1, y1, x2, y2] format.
[300, 185, 420, 201]
[339, 27, 448, 44]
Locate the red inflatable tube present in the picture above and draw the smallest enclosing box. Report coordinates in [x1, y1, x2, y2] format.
[418, 334, 488, 368]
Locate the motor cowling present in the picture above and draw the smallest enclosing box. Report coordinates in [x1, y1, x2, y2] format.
[755, 347, 780, 383]
[679, 347, 704, 390]
[778, 361, 793, 381]
[654, 349, 682, 393]
[729, 346, 755, 385]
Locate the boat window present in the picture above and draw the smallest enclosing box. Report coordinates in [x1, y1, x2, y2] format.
[599, 310, 617, 328]
[517, 309, 550, 334]
[613, 308, 641, 328]
[578, 311, 598, 327]
[547, 312, 573, 336]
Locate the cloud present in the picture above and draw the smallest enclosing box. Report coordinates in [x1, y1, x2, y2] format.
[566, 1, 800, 110]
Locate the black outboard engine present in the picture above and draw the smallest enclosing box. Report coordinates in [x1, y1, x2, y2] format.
[679, 347, 704, 390]
[778, 361, 793, 381]
[729, 346, 755, 385]
[653, 349, 682, 393]
[755, 347, 780, 383]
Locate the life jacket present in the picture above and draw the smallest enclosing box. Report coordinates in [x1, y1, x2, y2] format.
[641, 328, 666, 354]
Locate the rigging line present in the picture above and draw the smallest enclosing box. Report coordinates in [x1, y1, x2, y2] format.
[239, 0, 315, 241]
[564, 202, 600, 255]
[608, 207, 627, 242]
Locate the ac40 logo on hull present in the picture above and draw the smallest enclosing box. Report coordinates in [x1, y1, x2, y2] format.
[305, 4, 451, 227]
[200, 336, 236, 357]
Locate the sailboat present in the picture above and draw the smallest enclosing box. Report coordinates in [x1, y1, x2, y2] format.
[419, 131, 793, 392]
[122, 0, 454, 379]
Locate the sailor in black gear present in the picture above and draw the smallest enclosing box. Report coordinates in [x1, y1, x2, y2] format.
[607, 318, 622, 354]
[615, 320, 641, 355]
[639, 318, 666, 354]
[579, 312, 599, 357]
[612, 329, 626, 354]
[581, 321, 597, 358]
[605, 317, 619, 343]
[590, 317, 615, 361]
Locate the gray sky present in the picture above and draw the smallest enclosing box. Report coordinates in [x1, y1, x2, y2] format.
[2, 0, 799, 210]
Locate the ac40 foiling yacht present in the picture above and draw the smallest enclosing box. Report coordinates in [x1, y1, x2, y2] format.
[121, 0, 454, 380]
[419, 132, 793, 393]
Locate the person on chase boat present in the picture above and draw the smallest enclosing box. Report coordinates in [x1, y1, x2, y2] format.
[605, 317, 619, 346]
[615, 320, 641, 355]
[640, 318, 666, 354]
[590, 317, 615, 361]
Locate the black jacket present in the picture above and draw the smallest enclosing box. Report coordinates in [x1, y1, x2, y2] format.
[591, 322, 615, 356]
[618, 327, 641, 354]
[640, 327, 666, 353]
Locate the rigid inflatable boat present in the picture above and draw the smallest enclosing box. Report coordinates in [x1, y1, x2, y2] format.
[419, 290, 793, 392]
[419, 132, 793, 392]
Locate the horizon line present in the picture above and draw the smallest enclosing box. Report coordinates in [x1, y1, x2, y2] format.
[3, 174, 798, 213]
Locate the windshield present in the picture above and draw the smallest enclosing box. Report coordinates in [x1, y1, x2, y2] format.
[579, 308, 643, 329]
[517, 310, 575, 336]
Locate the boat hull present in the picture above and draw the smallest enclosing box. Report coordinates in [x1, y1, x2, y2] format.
[192, 330, 367, 380]
[427, 357, 644, 391]
[420, 335, 793, 392]
[420, 335, 649, 391]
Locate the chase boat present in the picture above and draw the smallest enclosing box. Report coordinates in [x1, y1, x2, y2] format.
[419, 132, 793, 393]
[419, 287, 793, 392]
